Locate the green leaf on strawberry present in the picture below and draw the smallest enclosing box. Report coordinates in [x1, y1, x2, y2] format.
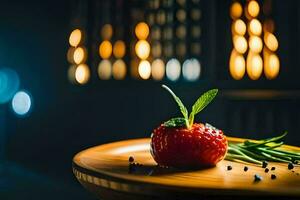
[162, 84, 218, 129]
[163, 117, 186, 127]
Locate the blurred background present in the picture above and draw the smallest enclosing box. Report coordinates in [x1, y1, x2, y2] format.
[0, 0, 300, 199]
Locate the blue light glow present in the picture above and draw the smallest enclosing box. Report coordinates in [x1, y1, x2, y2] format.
[12, 91, 32, 116]
[0, 68, 20, 104]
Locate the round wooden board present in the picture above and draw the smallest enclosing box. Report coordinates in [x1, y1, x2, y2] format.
[73, 137, 300, 200]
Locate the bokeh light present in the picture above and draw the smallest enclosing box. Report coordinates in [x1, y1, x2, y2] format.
[232, 19, 246, 35]
[166, 58, 181, 81]
[229, 50, 245, 80]
[264, 53, 280, 80]
[0, 68, 20, 104]
[247, 52, 263, 80]
[67, 65, 77, 84]
[75, 64, 90, 84]
[249, 19, 262, 36]
[73, 47, 87, 64]
[249, 36, 263, 53]
[99, 40, 112, 59]
[135, 40, 150, 59]
[101, 24, 113, 40]
[230, 2, 243, 19]
[233, 35, 248, 54]
[112, 59, 126, 80]
[12, 91, 32, 116]
[98, 59, 112, 80]
[113, 40, 126, 58]
[247, 1, 260, 18]
[138, 60, 151, 80]
[264, 32, 278, 51]
[69, 29, 82, 47]
[182, 58, 201, 81]
[151, 59, 165, 80]
[135, 22, 150, 40]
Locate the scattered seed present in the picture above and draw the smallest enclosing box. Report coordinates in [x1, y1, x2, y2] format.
[262, 161, 268, 168]
[296, 173, 299, 176]
[271, 174, 276, 180]
[271, 167, 276, 171]
[244, 166, 248, 172]
[254, 174, 262, 182]
[128, 156, 134, 163]
[292, 170, 295, 173]
[288, 162, 294, 170]
[265, 168, 269, 173]
[227, 165, 232, 171]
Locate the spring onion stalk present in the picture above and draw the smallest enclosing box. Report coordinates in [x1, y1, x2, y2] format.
[225, 132, 300, 165]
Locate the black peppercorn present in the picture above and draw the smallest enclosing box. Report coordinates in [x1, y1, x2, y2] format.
[265, 168, 269, 173]
[271, 174, 276, 180]
[271, 167, 276, 171]
[128, 156, 134, 163]
[244, 166, 248, 172]
[262, 161, 268, 168]
[227, 165, 232, 171]
[288, 162, 294, 170]
[254, 174, 262, 182]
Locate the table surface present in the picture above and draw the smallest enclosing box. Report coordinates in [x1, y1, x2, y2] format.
[73, 137, 300, 199]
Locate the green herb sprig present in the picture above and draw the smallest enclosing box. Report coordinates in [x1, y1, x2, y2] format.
[162, 85, 218, 129]
[226, 132, 300, 165]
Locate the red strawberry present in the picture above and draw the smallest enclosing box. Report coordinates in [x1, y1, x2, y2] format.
[150, 85, 228, 168]
[150, 123, 228, 168]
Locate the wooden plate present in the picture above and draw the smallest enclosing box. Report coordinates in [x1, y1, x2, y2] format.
[73, 137, 300, 200]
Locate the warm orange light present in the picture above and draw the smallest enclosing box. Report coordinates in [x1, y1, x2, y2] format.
[249, 19, 262, 36]
[249, 36, 263, 53]
[112, 59, 126, 80]
[230, 2, 243, 19]
[99, 40, 112, 59]
[138, 60, 151, 80]
[69, 29, 82, 47]
[232, 19, 246, 35]
[101, 24, 113, 40]
[264, 53, 280, 80]
[233, 35, 248, 54]
[247, 1, 260, 18]
[151, 59, 165, 80]
[113, 40, 126, 58]
[98, 59, 112, 80]
[135, 22, 150, 40]
[135, 40, 150, 59]
[75, 64, 90, 84]
[247, 52, 263, 80]
[229, 50, 245, 80]
[73, 47, 86, 64]
[264, 32, 278, 51]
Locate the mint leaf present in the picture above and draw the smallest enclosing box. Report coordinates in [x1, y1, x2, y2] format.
[188, 89, 218, 125]
[163, 117, 186, 127]
[162, 85, 189, 127]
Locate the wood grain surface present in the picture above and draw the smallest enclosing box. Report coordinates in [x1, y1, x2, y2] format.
[73, 137, 300, 200]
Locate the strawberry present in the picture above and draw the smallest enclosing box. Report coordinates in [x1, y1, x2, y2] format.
[150, 85, 228, 168]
